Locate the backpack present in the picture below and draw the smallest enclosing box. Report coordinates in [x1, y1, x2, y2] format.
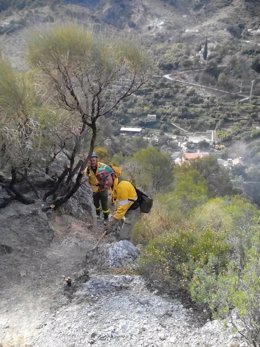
[129, 186, 153, 213]
[109, 164, 122, 178]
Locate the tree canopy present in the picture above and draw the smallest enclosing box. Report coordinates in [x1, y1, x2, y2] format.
[0, 24, 152, 209]
[125, 147, 173, 193]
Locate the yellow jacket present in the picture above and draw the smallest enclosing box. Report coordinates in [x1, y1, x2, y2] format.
[112, 178, 137, 220]
[84, 162, 107, 193]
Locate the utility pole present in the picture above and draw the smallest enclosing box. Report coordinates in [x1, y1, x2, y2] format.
[203, 37, 208, 61]
[250, 80, 255, 103]
[239, 80, 243, 93]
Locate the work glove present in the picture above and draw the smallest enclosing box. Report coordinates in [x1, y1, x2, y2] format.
[104, 217, 118, 235]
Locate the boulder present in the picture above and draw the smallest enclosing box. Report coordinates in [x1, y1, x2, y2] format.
[85, 240, 140, 269]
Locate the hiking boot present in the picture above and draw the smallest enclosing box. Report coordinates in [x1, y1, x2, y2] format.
[104, 213, 109, 225]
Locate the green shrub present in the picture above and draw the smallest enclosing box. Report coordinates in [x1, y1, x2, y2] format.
[132, 201, 174, 244]
[190, 239, 260, 347]
[132, 189, 189, 245]
[181, 59, 193, 68]
[139, 230, 196, 292]
[139, 227, 230, 294]
[190, 198, 235, 233]
[173, 165, 209, 212]
[128, 147, 174, 193]
[217, 72, 234, 90]
[191, 229, 230, 268]
[139, 194, 259, 345]
[189, 197, 260, 346]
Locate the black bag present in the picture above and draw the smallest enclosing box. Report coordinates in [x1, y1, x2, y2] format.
[129, 187, 153, 213]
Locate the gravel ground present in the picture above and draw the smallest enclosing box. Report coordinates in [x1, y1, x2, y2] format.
[31, 275, 247, 347]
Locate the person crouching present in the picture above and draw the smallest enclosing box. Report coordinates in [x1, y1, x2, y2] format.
[95, 166, 140, 240]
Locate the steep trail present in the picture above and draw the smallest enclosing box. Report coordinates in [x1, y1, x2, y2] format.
[0, 211, 247, 347]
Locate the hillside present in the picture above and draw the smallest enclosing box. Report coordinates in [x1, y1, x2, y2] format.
[0, 2, 260, 346]
[0, 2, 259, 201]
[0, 1, 259, 199]
[1, 0, 259, 108]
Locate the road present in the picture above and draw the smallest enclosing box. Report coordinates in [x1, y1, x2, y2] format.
[163, 74, 248, 98]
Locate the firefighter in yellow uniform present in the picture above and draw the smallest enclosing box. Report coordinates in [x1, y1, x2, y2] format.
[84, 152, 110, 223]
[95, 166, 140, 240]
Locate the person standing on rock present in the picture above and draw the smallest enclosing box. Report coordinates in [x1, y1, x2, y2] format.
[95, 166, 140, 240]
[84, 152, 110, 224]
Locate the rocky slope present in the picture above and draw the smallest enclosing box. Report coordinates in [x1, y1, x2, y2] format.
[0, 2, 259, 346]
[31, 274, 247, 347]
[0, 203, 248, 347]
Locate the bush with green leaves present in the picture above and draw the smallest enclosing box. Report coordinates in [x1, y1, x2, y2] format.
[217, 72, 234, 90]
[139, 226, 230, 295]
[1, 23, 151, 209]
[132, 165, 209, 244]
[132, 200, 175, 244]
[173, 164, 209, 213]
[124, 147, 174, 194]
[160, 43, 190, 71]
[0, 0, 62, 11]
[190, 222, 260, 347]
[132, 187, 192, 245]
[139, 192, 260, 346]
[190, 156, 234, 197]
[0, 54, 59, 175]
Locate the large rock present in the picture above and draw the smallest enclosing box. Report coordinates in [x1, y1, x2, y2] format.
[60, 182, 96, 222]
[0, 201, 53, 290]
[0, 184, 93, 296]
[85, 240, 140, 270]
[0, 201, 52, 249]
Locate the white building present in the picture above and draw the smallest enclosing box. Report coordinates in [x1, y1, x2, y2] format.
[186, 130, 215, 145]
[146, 114, 157, 123]
[120, 127, 143, 134]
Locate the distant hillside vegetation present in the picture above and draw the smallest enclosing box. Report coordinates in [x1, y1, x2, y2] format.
[0, 0, 61, 12]
[63, 0, 102, 8]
